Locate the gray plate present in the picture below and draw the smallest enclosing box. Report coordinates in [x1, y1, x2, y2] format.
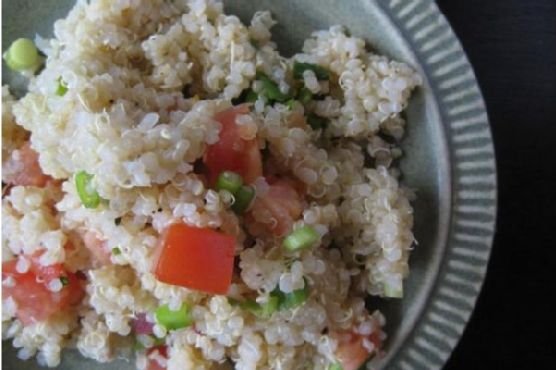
[2, 0, 497, 369]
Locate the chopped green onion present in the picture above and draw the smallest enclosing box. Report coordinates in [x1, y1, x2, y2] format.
[257, 72, 288, 102]
[286, 99, 296, 110]
[75, 171, 101, 209]
[280, 283, 309, 310]
[215, 171, 243, 194]
[293, 62, 330, 80]
[232, 185, 255, 214]
[270, 278, 310, 310]
[244, 89, 258, 103]
[55, 77, 68, 96]
[307, 114, 328, 130]
[283, 225, 320, 251]
[298, 87, 313, 105]
[232, 88, 258, 105]
[155, 303, 192, 331]
[261, 296, 280, 317]
[3, 38, 40, 71]
[241, 299, 260, 312]
[60, 276, 69, 286]
[329, 363, 343, 370]
[384, 282, 403, 298]
[241, 296, 280, 318]
[112, 247, 121, 255]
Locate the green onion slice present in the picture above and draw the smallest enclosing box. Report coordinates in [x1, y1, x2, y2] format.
[384, 282, 403, 298]
[329, 363, 343, 370]
[271, 278, 310, 310]
[257, 72, 288, 102]
[298, 87, 313, 105]
[55, 77, 68, 96]
[215, 171, 243, 194]
[60, 276, 69, 286]
[233, 88, 258, 105]
[3, 38, 40, 71]
[280, 282, 310, 310]
[155, 303, 192, 331]
[293, 62, 330, 80]
[283, 225, 320, 251]
[75, 171, 101, 209]
[242, 296, 280, 318]
[286, 99, 296, 110]
[232, 185, 255, 214]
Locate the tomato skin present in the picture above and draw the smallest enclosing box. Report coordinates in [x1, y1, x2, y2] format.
[203, 105, 262, 186]
[146, 346, 168, 370]
[4, 142, 52, 187]
[332, 330, 382, 370]
[29, 250, 64, 282]
[2, 259, 85, 325]
[246, 178, 304, 237]
[152, 223, 236, 295]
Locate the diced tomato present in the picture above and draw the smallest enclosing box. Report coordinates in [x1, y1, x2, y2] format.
[2, 259, 85, 325]
[203, 105, 262, 186]
[4, 142, 52, 187]
[246, 178, 304, 237]
[152, 223, 236, 295]
[83, 231, 112, 265]
[29, 250, 65, 282]
[332, 330, 382, 370]
[146, 345, 168, 370]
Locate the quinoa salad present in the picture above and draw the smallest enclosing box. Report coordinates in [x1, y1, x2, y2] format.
[1, 0, 422, 369]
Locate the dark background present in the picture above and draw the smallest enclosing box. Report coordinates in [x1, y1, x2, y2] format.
[435, 1, 556, 369]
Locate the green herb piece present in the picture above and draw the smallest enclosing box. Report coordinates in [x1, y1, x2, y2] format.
[257, 72, 288, 102]
[55, 77, 68, 96]
[283, 225, 320, 252]
[3, 38, 40, 71]
[232, 88, 258, 105]
[293, 62, 330, 80]
[232, 185, 255, 214]
[155, 303, 193, 331]
[75, 171, 101, 209]
[298, 87, 313, 105]
[215, 171, 243, 194]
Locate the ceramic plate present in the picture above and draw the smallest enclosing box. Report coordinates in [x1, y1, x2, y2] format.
[2, 0, 497, 369]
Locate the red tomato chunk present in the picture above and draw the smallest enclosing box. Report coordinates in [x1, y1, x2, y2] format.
[333, 330, 382, 370]
[203, 105, 262, 186]
[152, 223, 236, 295]
[4, 142, 52, 187]
[2, 259, 85, 325]
[246, 178, 304, 237]
[146, 345, 168, 370]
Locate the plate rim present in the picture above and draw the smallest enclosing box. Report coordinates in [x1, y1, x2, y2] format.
[374, 1, 497, 369]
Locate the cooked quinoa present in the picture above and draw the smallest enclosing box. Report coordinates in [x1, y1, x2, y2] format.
[2, 0, 421, 369]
